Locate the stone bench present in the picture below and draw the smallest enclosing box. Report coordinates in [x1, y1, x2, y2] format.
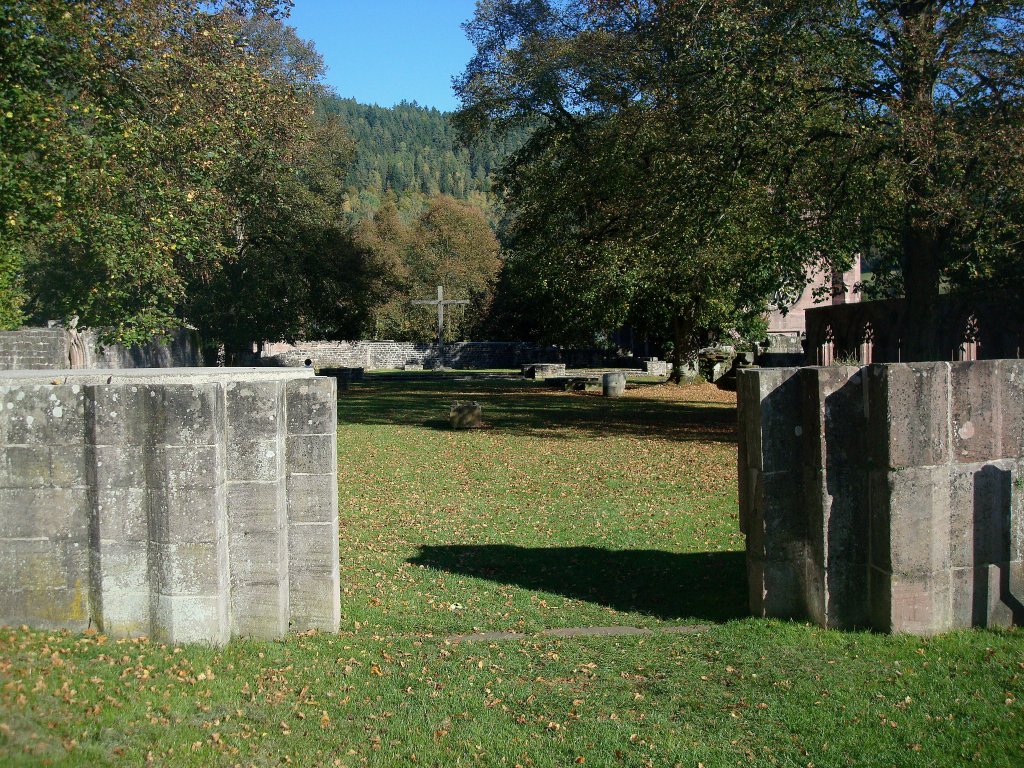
[0, 367, 339, 645]
[546, 376, 602, 392]
[522, 363, 566, 380]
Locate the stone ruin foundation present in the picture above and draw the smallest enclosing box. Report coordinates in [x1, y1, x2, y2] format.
[0, 368, 339, 644]
[738, 361, 1023, 634]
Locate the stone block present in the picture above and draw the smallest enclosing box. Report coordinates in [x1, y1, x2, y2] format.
[155, 444, 222, 489]
[286, 473, 337, 524]
[49, 445, 92, 488]
[159, 384, 224, 447]
[949, 461, 1015, 568]
[950, 561, 1024, 629]
[737, 368, 802, 474]
[745, 469, 806, 562]
[230, 588, 288, 639]
[867, 363, 950, 469]
[229, 529, 288, 639]
[449, 401, 482, 429]
[1000, 359, 1024, 459]
[522, 363, 566, 380]
[152, 593, 229, 645]
[1013, 460, 1024, 562]
[289, 522, 338, 571]
[230, 529, 287, 582]
[227, 481, 285, 532]
[225, 381, 285, 440]
[602, 372, 627, 398]
[92, 445, 147, 488]
[951, 361, 1002, 462]
[153, 542, 226, 597]
[0, 539, 89, 629]
[746, 554, 806, 619]
[799, 366, 865, 471]
[737, 441, 750, 538]
[1, 385, 87, 445]
[0, 445, 53, 488]
[99, 593, 151, 638]
[149, 486, 226, 545]
[873, 466, 952, 577]
[227, 438, 284, 483]
[803, 466, 870, 628]
[286, 433, 336, 475]
[94, 486, 148, 542]
[93, 542, 150, 637]
[288, 570, 341, 632]
[0, 488, 91, 539]
[87, 384, 153, 446]
[886, 571, 952, 635]
[289, 521, 340, 631]
[285, 377, 336, 436]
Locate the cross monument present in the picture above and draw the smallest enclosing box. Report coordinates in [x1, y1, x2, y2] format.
[411, 286, 470, 365]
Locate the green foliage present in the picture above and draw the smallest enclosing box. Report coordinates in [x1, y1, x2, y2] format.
[458, 1, 828, 371]
[791, 2, 1024, 357]
[457, 1, 1024, 364]
[321, 97, 529, 221]
[354, 195, 501, 341]
[2, 1, 365, 347]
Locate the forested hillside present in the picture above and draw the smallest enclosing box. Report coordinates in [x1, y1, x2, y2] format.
[321, 98, 527, 219]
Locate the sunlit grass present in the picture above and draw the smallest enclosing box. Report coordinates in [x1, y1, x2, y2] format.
[1, 374, 1021, 767]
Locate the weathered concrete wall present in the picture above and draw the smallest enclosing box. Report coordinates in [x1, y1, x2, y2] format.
[0, 368, 338, 644]
[0, 327, 202, 370]
[262, 340, 604, 370]
[738, 361, 1023, 635]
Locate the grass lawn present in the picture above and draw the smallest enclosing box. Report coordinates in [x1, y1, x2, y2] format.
[1, 374, 1021, 767]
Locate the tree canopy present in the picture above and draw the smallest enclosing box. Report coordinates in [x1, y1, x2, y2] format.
[1, 0, 366, 348]
[321, 97, 529, 221]
[354, 195, 501, 342]
[456, 0, 1024, 365]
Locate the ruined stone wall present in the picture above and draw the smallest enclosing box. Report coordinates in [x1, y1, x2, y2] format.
[738, 361, 1023, 635]
[0, 368, 338, 644]
[0, 328, 69, 370]
[261, 340, 604, 370]
[0, 327, 202, 370]
[83, 328, 203, 369]
[805, 296, 1024, 365]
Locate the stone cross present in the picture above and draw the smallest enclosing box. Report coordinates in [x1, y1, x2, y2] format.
[411, 286, 469, 355]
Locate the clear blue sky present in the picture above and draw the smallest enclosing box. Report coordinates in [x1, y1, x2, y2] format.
[285, 0, 479, 112]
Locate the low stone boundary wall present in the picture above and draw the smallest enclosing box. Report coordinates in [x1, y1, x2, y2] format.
[0, 326, 202, 370]
[0, 368, 338, 644]
[0, 328, 69, 369]
[261, 340, 604, 371]
[738, 361, 1023, 634]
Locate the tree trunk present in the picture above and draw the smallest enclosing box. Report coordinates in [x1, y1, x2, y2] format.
[670, 314, 692, 384]
[901, 224, 941, 361]
[896, 3, 943, 361]
[667, 315, 684, 385]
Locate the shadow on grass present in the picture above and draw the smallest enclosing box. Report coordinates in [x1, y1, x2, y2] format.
[408, 545, 747, 622]
[340, 378, 736, 444]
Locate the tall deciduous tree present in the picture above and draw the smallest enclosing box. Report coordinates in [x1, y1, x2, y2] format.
[456, 1, 1024, 366]
[827, 1, 1024, 358]
[355, 195, 501, 341]
[456, 1, 828, 378]
[1, 0, 367, 348]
